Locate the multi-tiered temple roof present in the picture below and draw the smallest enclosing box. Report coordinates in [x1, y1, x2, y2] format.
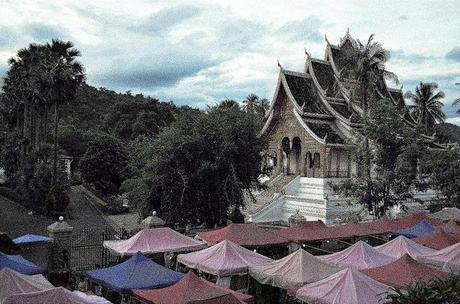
[261, 31, 444, 148]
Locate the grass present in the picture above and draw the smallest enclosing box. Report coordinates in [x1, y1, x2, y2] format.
[77, 185, 108, 208]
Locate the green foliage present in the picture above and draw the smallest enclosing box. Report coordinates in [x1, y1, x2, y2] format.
[420, 148, 460, 208]
[103, 99, 175, 141]
[405, 82, 446, 135]
[58, 125, 88, 166]
[79, 132, 130, 196]
[144, 101, 267, 226]
[435, 123, 460, 144]
[333, 99, 427, 216]
[385, 276, 460, 304]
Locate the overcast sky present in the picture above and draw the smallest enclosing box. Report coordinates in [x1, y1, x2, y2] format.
[1, 0, 459, 124]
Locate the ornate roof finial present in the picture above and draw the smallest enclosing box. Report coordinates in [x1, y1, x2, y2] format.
[277, 60, 284, 71]
[304, 48, 310, 58]
[324, 34, 330, 44]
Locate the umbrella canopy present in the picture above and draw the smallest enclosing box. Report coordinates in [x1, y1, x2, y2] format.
[0, 268, 54, 303]
[440, 220, 460, 234]
[177, 240, 272, 276]
[374, 236, 436, 259]
[413, 230, 460, 250]
[197, 224, 288, 247]
[430, 207, 460, 222]
[318, 241, 395, 270]
[86, 252, 183, 293]
[0, 252, 44, 275]
[418, 243, 460, 274]
[365, 214, 441, 235]
[132, 271, 253, 304]
[3, 287, 110, 304]
[295, 268, 391, 304]
[362, 254, 449, 290]
[103, 227, 206, 257]
[249, 249, 343, 289]
[13, 235, 52, 245]
[392, 220, 435, 238]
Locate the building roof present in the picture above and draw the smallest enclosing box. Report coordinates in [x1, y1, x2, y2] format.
[302, 120, 346, 144]
[283, 72, 329, 114]
[310, 60, 337, 97]
[362, 254, 449, 290]
[197, 223, 288, 247]
[132, 271, 252, 304]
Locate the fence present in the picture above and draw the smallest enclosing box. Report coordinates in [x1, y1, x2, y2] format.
[70, 227, 118, 272]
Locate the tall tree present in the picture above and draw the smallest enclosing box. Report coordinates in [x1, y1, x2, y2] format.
[333, 98, 426, 217]
[44, 40, 85, 184]
[405, 82, 446, 135]
[353, 34, 398, 194]
[145, 102, 266, 227]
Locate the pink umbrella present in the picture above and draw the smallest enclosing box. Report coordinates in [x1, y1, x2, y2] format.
[318, 241, 395, 270]
[0, 268, 54, 303]
[295, 268, 391, 304]
[177, 240, 272, 276]
[418, 242, 460, 274]
[103, 227, 206, 257]
[249, 249, 342, 289]
[3, 287, 110, 304]
[374, 236, 436, 259]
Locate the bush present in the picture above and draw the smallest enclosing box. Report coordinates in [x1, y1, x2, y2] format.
[385, 276, 460, 303]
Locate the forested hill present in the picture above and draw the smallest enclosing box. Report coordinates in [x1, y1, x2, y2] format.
[436, 122, 460, 143]
[60, 84, 178, 139]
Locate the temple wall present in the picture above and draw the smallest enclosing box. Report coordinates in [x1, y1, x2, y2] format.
[265, 92, 328, 177]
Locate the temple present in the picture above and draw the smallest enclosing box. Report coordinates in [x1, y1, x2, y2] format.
[246, 31, 441, 225]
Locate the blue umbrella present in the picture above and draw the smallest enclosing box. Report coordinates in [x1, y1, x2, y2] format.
[13, 234, 52, 244]
[0, 252, 44, 274]
[86, 251, 183, 293]
[392, 220, 435, 238]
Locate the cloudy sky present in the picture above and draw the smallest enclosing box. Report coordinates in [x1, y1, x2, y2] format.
[1, 0, 459, 124]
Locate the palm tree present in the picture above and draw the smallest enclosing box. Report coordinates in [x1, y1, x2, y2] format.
[45, 39, 85, 183]
[354, 34, 399, 112]
[243, 94, 270, 118]
[404, 82, 446, 134]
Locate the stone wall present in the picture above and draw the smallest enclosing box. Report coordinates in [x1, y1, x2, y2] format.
[265, 89, 328, 177]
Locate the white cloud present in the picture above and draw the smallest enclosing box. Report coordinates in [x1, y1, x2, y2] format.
[446, 117, 460, 126]
[0, 0, 459, 119]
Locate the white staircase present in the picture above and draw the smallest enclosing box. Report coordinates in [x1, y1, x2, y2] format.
[248, 176, 361, 225]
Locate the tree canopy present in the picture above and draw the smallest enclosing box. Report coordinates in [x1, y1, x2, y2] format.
[143, 101, 267, 227]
